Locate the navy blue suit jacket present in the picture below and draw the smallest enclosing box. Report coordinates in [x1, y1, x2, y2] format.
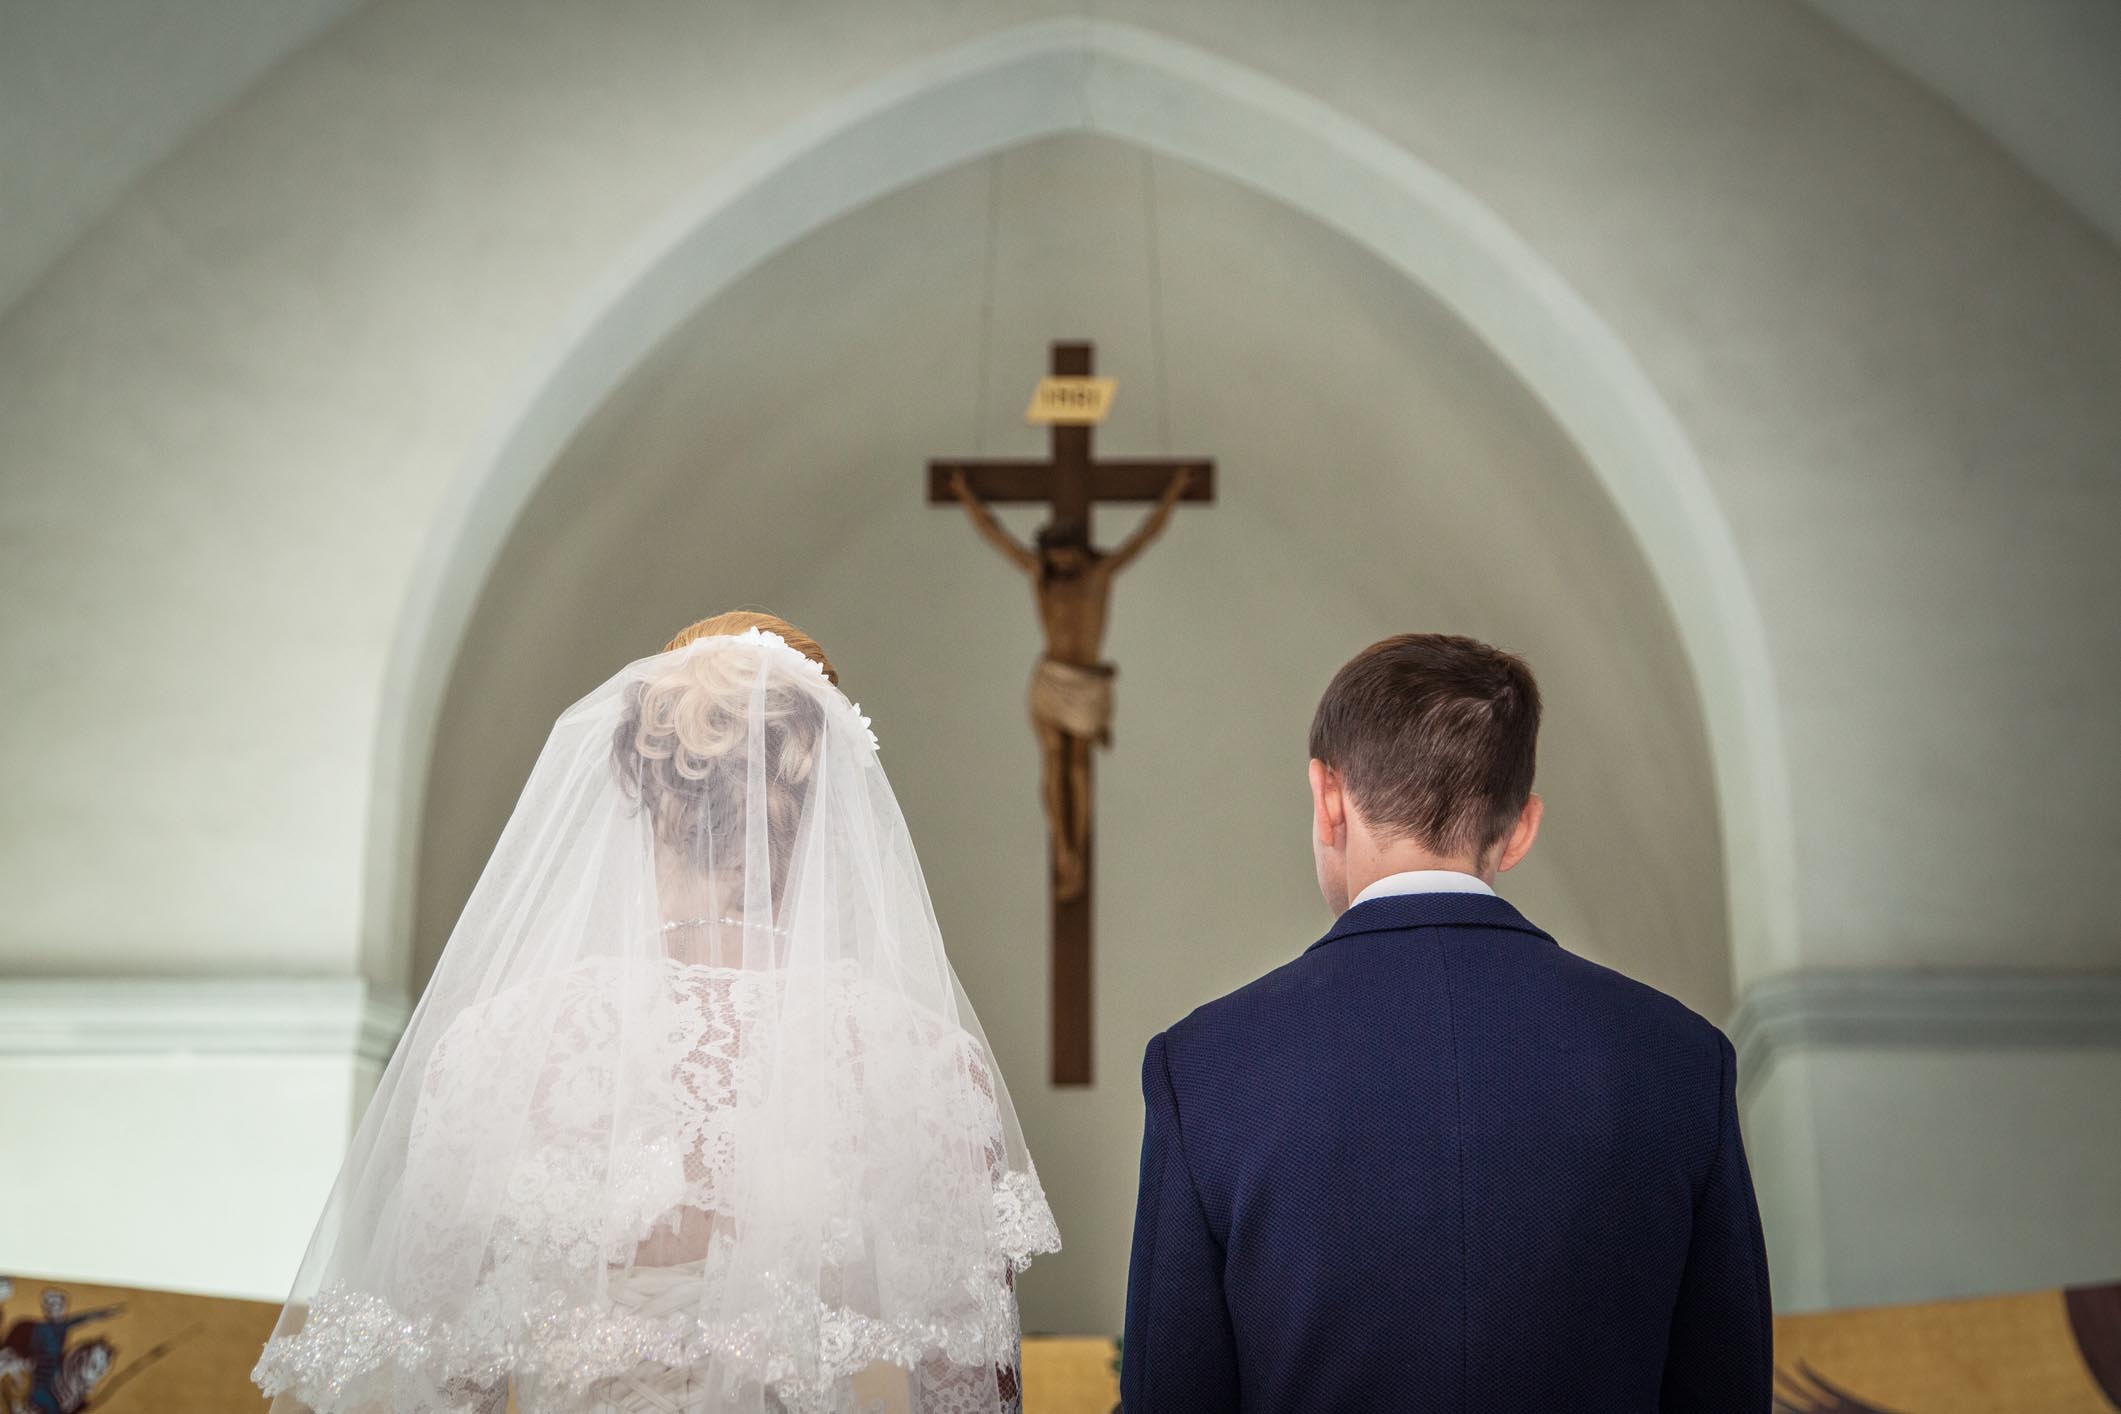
[1121, 890, 1771, 1412]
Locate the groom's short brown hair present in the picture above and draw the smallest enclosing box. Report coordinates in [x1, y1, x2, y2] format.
[1308, 633, 1541, 859]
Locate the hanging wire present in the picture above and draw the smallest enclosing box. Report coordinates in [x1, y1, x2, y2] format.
[1077, 2, 1097, 130]
[1141, 148, 1174, 455]
[972, 154, 1004, 457]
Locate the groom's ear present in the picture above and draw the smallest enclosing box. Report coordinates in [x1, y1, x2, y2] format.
[1308, 758, 1346, 849]
[1493, 792, 1544, 874]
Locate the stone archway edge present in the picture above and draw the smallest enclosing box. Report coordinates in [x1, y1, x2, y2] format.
[365, 17, 1796, 992]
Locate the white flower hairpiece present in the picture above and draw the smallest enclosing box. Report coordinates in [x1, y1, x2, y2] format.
[849, 703, 879, 751]
[674, 626, 880, 751]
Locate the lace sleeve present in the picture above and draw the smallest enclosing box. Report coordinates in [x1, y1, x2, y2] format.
[915, 1348, 1023, 1414]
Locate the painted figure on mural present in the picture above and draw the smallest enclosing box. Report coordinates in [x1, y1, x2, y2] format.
[0, 1284, 121, 1414]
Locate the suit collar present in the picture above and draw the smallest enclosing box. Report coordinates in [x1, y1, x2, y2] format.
[1305, 889, 1556, 955]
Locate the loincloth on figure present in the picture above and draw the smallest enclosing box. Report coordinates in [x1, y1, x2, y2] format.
[1029, 657, 1117, 747]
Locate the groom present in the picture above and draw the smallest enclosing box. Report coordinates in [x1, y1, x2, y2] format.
[1122, 634, 1771, 1411]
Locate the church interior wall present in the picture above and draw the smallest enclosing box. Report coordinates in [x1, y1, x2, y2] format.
[1738, 1055, 1830, 1310]
[1806, 1046, 2121, 1309]
[0, 977, 397, 1296]
[0, 0, 363, 315]
[1795, 0, 2121, 250]
[1, 0, 2117, 1330]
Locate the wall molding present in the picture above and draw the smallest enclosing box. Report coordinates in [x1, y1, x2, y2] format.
[0, 977, 411, 1067]
[1730, 968, 2121, 1102]
[12, 970, 2115, 1095]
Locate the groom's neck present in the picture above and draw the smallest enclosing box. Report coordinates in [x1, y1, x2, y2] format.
[1344, 835, 1491, 900]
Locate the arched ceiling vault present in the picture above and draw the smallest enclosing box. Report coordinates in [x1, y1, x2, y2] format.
[375, 19, 1791, 1007]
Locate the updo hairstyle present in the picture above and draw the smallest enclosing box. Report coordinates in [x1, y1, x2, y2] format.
[610, 612, 839, 894]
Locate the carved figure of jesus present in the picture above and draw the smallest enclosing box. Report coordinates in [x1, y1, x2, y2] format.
[949, 466, 1193, 899]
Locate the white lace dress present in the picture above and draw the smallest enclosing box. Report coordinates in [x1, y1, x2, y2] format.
[257, 958, 1056, 1414]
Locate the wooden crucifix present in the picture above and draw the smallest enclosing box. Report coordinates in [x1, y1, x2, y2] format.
[928, 341, 1215, 1085]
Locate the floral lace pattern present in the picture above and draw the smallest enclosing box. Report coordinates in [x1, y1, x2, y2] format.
[989, 1170, 1061, 1273]
[254, 958, 1058, 1413]
[254, 1276, 1029, 1413]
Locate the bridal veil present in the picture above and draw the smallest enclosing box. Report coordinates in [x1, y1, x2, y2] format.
[254, 624, 1059, 1413]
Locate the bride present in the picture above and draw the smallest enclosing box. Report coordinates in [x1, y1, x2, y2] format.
[254, 613, 1060, 1414]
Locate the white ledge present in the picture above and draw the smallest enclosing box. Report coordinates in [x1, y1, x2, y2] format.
[0, 976, 411, 1066]
[1729, 968, 2121, 1102]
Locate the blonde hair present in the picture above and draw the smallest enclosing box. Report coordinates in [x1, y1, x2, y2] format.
[612, 612, 837, 890]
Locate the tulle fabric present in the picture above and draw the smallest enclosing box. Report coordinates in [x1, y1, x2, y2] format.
[254, 628, 1059, 1414]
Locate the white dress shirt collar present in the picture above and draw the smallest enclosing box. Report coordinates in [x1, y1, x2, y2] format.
[1350, 869, 1496, 908]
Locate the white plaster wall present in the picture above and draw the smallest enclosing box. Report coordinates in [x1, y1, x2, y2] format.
[1740, 1054, 1830, 1310]
[1736, 970, 2121, 1312]
[1811, 1047, 2121, 1307]
[0, 980, 396, 1299]
[416, 133, 1727, 1333]
[3, 0, 2117, 993]
[0, 0, 365, 317]
[1800, 0, 2121, 251]
[0, 1054, 351, 1297]
[10, 0, 2119, 321]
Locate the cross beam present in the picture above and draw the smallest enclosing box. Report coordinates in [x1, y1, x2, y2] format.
[926, 342, 1214, 542]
